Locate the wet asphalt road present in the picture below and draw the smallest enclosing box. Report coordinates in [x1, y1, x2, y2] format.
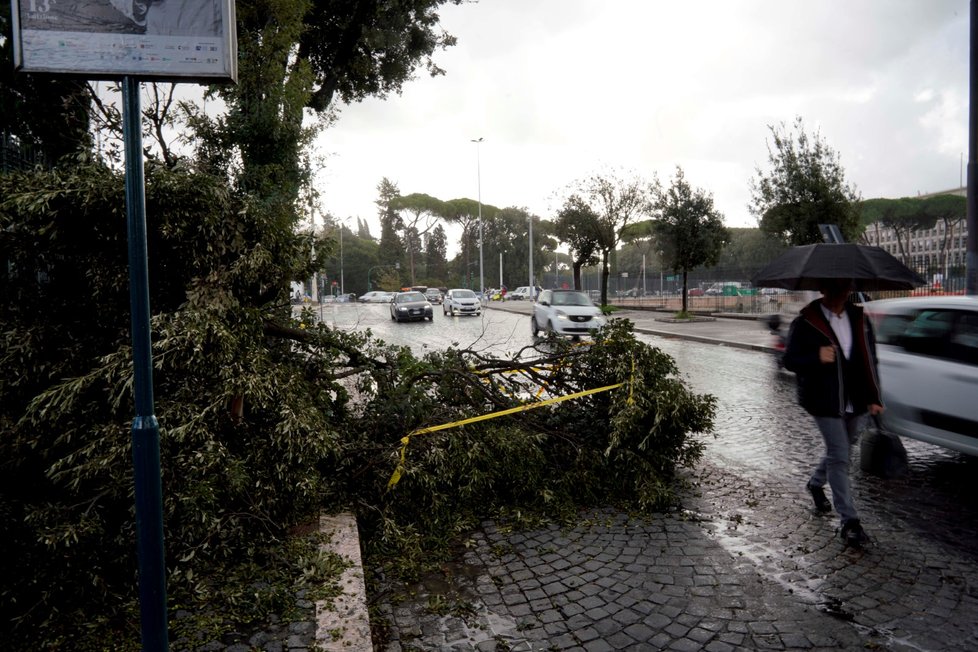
[311, 302, 978, 651]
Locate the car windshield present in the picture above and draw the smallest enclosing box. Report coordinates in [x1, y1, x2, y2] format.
[397, 292, 425, 303]
[552, 291, 591, 306]
[453, 290, 476, 299]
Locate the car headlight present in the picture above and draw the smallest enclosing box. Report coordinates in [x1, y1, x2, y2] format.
[397, 306, 408, 312]
[555, 310, 570, 321]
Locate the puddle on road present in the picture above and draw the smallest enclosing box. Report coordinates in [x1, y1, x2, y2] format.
[704, 509, 827, 607]
[393, 560, 535, 650]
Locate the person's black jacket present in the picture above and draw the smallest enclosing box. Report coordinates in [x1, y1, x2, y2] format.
[783, 299, 883, 417]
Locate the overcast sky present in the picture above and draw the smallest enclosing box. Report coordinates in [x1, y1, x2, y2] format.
[313, 0, 970, 237]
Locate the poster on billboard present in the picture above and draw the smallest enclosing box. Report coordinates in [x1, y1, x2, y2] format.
[10, 0, 236, 82]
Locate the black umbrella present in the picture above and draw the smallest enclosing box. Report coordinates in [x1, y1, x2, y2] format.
[752, 243, 926, 291]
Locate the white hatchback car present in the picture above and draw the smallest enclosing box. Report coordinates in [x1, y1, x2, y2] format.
[866, 295, 978, 456]
[443, 288, 482, 316]
[531, 289, 606, 337]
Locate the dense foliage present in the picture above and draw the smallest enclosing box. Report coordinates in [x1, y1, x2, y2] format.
[749, 117, 861, 246]
[652, 167, 731, 313]
[0, 160, 336, 648]
[1, 160, 716, 648]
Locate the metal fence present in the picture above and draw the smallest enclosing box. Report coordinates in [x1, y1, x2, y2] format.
[555, 260, 960, 316]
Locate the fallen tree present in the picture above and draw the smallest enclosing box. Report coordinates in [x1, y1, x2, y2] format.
[1, 161, 715, 649]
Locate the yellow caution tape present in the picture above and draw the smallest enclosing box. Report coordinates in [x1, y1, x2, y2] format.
[387, 381, 624, 489]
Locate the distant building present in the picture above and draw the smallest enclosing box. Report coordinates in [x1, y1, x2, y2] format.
[862, 186, 969, 289]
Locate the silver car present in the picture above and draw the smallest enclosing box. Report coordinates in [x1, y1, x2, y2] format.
[531, 289, 606, 337]
[866, 295, 978, 456]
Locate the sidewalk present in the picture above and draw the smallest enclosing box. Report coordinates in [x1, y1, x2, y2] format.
[487, 300, 779, 352]
[372, 300, 978, 652]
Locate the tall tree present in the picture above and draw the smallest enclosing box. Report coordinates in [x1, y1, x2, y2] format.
[376, 177, 405, 266]
[574, 171, 650, 305]
[749, 116, 861, 246]
[390, 192, 445, 285]
[555, 195, 602, 290]
[424, 224, 449, 285]
[923, 194, 967, 274]
[652, 167, 730, 314]
[859, 197, 933, 264]
[178, 0, 462, 285]
[441, 197, 498, 289]
[356, 216, 373, 239]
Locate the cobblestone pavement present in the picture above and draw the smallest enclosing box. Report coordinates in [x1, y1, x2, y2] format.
[373, 451, 978, 651]
[370, 304, 978, 651]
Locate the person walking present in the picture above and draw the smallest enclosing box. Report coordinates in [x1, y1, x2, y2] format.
[783, 278, 884, 547]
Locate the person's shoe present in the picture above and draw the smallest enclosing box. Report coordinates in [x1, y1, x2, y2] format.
[807, 482, 832, 513]
[841, 519, 870, 548]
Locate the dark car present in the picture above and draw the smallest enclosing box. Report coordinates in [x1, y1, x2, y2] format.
[390, 291, 434, 322]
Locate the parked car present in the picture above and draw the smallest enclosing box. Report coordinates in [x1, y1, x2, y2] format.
[443, 288, 482, 316]
[531, 289, 607, 337]
[509, 286, 533, 300]
[424, 288, 443, 304]
[389, 291, 434, 322]
[865, 295, 978, 456]
[687, 288, 705, 297]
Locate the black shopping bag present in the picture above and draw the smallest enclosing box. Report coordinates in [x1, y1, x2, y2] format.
[860, 417, 909, 478]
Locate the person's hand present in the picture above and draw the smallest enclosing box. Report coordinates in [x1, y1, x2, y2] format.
[869, 404, 885, 416]
[819, 345, 836, 364]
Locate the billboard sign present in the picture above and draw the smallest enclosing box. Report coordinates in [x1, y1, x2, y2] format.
[10, 0, 237, 82]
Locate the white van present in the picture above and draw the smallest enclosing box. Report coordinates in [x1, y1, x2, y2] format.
[509, 286, 534, 300]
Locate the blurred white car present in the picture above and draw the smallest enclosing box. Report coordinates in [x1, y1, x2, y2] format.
[866, 295, 978, 456]
[531, 289, 606, 337]
[359, 291, 394, 303]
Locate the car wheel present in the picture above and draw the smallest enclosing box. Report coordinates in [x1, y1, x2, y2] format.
[530, 315, 539, 336]
[548, 319, 556, 334]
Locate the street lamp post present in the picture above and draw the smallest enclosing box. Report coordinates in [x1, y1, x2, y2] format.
[528, 215, 534, 297]
[471, 137, 485, 297]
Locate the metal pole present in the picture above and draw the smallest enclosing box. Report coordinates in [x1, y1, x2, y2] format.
[472, 138, 485, 297]
[642, 254, 649, 297]
[966, 0, 977, 295]
[122, 77, 168, 652]
[339, 224, 344, 296]
[528, 216, 534, 297]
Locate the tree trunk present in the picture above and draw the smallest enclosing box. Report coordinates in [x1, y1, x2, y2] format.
[600, 249, 610, 306]
[681, 270, 689, 314]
